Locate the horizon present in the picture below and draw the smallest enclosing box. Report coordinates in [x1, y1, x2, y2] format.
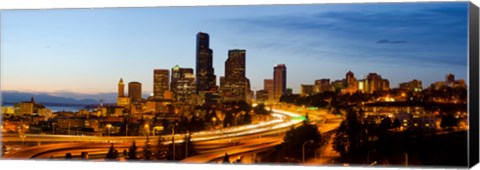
[1, 2, 469, 96]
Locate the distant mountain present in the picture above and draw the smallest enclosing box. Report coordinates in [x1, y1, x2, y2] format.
[1, 91, 101, 105]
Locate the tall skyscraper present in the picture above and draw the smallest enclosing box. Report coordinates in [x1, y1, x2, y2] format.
[222, 49, 248, 102]
[264, 79, 274, 102]
[171, 65, 195, 102]
[118, 78, 125, 97]
[117, 78, 130, 107]
[154, 69, 170, 99]
[128, 82, 142, 102]
[195, 32, 216, 95]
[273, 64, 287, 101]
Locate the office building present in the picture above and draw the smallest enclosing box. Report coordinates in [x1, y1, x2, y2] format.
[273, 64, 287, 101]
[171, 65, 195, 102]
[222, 49, 248, 102]
[154, 69, 170, 99]
[195, 32, 217, 95]
[264, 79, 274, 102]
[128, 82, 142, 102]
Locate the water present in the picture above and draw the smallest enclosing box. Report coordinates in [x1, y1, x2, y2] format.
[1, 104, 84, 112]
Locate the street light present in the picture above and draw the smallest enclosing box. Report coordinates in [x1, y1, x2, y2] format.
[302, 140, 314, 163]
[144, 124, 150, 137]
[404, 152, 408, 166]
[185, 131, 189, 158]
[106, 124, 112, 137]
[366, 149, 376, 165]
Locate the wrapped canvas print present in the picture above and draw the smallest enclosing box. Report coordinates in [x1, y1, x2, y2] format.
[0, 0, 479, 169]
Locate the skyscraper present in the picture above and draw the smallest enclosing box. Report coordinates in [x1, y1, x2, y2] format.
[273, 64, 286, 101]
[222, 49, 248, 102]
[117, 78, 130, 107]
[118, 78, 125, 97]
[153, 69, 170, 99]
[196, 32, 216, 95]
[128, 82, 142, 102]
[264, 79, 274, 102]
[171, 65, 195, 102]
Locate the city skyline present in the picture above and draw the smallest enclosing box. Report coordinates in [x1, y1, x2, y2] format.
[1, 2, 468, 98]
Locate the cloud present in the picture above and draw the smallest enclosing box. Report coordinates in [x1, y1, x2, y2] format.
[376, 39, 407, 44]
[218, 3, 468, 67]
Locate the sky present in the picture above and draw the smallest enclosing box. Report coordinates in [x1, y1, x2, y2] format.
[0, 2, 469, 98]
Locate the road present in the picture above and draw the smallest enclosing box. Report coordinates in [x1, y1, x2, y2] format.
[2, 108, 304, 159]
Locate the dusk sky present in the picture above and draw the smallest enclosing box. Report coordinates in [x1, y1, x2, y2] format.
[1, 2, 469, 97]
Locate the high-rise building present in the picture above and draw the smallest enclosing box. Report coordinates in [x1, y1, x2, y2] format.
[256, 90, 269, 103]
[314, 79, 332, 93]
[264, 79, 274, 102]
[154, 69, 170, 99]
[118, 78, 125, 97]
[222, 49, 248, 102]
[273, 64, 287, 101]
[399, 79, 423, 92]
[446, 73, 455, 85]
[128, 82, 142, 102]
[195, 32, 217, 95]
[171, 65, 195, 102]
[301, 84, 315, 96]
[359, 73, 389, 93]
[343, 71, 358, 94]
[117, 78, 130, 106]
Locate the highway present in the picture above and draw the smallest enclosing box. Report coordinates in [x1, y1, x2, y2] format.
[2, 107, 339, 162]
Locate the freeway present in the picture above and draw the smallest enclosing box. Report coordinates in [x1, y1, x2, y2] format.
[3, 108, 304, 159]
[3, 107, 341, 162]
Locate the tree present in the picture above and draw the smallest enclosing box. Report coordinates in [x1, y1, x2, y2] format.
[127, 141, 138, 160]
[65, 153, 73, 159]
[222, 153, 231, 163]
[379, 117, 392, 129]
[392, 118, 401, 129]
[253, 104, 270, 115]
[143, 138, 152, 160]
[1, 144, 6, 157]
[333, 121, 348, 159]
[332, 108, 368, 162]
[223, 110, 235, 128]
[440, 113, 458, 129]
[155, 137, 168, 160]
[281, 121, 322, 161]
[106, 143, 119, 160]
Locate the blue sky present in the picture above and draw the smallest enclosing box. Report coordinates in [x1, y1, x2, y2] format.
[1, 2, 469, 97]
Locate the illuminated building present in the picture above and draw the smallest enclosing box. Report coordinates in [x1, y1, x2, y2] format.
[195, 32, 217, 96]
[315, 79, 333, 93]
[171, 65, 195, 102]
[118, 78, 125, 97]
[264, 79, 274, 102]
[154, 69, 170, 99]
[15, 97, 35, 115]
[343, 71, 358, 94]
[117, 78, 131, 107]
[359, 73, 390, 93]
[300, 84, 315, 96]
[399, 79, 423, 92]
[221, 49, 248, 102]
[273, 64, 287, 101]
[446, 73, 455, 85]
[256, 90, 269, 103]
[128, 81, 142, 103]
